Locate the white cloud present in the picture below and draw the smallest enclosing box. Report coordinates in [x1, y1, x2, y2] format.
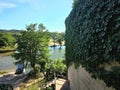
[0, 2, 16, 8]
[0, 2, 16, 14]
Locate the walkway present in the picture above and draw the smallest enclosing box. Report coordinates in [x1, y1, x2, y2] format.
[46, 78, 70, 90]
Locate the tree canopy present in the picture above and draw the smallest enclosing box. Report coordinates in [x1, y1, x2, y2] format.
[48, 32, 65, 47]
[0, 33, 15, 47]
[13, 23, 50, 73]
[45, 59, 67, 81]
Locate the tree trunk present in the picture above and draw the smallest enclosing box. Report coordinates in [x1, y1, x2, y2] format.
[31, 62, 36, 72]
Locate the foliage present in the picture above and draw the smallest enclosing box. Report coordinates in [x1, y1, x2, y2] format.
[57, 32, 65, 48]
[48, 32, 65, 46]
[72, 0, 78, 7]
[65, 0, 120, 90]
[0, 32, 15, 47]
[98, 67, 120, 90]
[13, 23, 50, 73]
[45, 87, 53, 90]
[20, 79, 45, 90]
[45, 59, 67, 81]
[0, 71, 7, 75]
[51, 59, 67, 73]
[28, 66, 42, 78]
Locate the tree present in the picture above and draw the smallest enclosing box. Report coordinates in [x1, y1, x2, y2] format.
[57, 32, 65, 49]
[51, 59, 66, 73]
[50, 32, 58, 47]
[48, 32, 65, 48]
[0, 33, 15, 47]
[13, 23, 49, 73]
[45, 59, 67, 81]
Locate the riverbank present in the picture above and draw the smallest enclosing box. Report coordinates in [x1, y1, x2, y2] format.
[0, 69, 16, 76]
[0, 52, 14, 56]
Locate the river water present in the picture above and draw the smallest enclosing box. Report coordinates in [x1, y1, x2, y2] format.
[0, 46, 65, 71]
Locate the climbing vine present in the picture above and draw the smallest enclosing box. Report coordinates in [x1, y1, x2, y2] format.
[65, 0, 120, 90]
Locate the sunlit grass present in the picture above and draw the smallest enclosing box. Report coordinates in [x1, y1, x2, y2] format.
[20, 77, 45, 90]
[0, 46, 16, 56]
[0, 71, 7, 75]
[20, 83, 39, 90]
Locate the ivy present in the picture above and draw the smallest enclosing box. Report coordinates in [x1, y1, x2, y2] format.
[65, 0, 120, 90]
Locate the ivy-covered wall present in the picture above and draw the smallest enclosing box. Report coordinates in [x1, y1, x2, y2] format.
[65, 0, 120, 90]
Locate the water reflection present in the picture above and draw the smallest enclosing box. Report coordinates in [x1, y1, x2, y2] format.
[49, 46, 65, 60]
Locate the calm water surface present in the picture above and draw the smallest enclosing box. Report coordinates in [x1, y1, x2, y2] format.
[0, 46, 65, 71]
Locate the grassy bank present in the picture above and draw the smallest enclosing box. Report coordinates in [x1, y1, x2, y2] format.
[0, 51, 14, 56]
[0, 71, 7, 75]
[0, 46, 16, 56]
[20, 82, 39, 90]
[19, 77, 45, 90]
[0, 46, 15, 52]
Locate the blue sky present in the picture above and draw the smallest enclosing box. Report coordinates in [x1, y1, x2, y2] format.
[0, 0, 73, 32]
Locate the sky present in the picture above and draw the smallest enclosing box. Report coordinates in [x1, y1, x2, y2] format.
[0, 0, 73, 32]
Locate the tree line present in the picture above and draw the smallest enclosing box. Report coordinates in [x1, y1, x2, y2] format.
[0, 28, 65, 48]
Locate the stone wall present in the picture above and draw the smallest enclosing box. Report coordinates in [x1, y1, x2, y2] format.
[68, 64, 115, 90]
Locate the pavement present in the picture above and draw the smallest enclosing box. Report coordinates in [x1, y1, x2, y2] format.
[46, 78, 70, 90]
[56, 78, 70, 90]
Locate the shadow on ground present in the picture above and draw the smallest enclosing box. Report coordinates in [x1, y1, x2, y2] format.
[0, 73, 27, 89]
[60, 80, 70, 90]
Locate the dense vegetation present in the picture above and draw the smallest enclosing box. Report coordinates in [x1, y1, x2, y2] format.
[48, 32, 65, 47]
[65, 0, 120, 90]
[45, 59, 67, 81]
[13, 23, 49, 74]
[0, 30, 65, 48]
[0, 33, 15, 48]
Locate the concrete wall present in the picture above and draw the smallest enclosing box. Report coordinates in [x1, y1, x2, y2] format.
[68, 64, 115, 90]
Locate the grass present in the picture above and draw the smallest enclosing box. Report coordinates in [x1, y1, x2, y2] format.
[19, 72, 45, 90]
[20, 78, 45, 90]
[0, 71, 7, 75]
[21, 82, 39, 90]
[0, 46, 15, 56]
[0, 52, 14, 56]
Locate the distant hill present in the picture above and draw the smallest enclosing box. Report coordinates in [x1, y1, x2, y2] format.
[0, 29, 21, 33]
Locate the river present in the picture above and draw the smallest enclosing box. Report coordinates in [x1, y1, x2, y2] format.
[0, 46, 65, 71]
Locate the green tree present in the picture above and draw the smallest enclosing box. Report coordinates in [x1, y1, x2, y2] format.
[57, 32, 65, 48]
[45, 59, 67, 81]
[50, 32, 58, 46]
[13, 23, 49, 73]
[51, 59, 66, 73]
[49, 32, 65, 48]
[0, 33, 15, 47]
